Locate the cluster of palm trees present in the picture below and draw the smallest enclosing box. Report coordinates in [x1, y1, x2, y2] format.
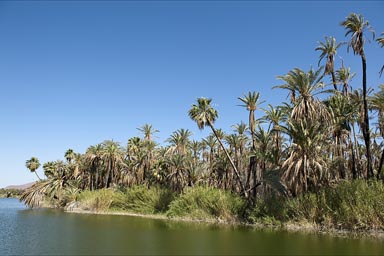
[22, 13, 384, 208]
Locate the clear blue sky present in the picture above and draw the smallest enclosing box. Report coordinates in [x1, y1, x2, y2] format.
[0, 1, 383, 188]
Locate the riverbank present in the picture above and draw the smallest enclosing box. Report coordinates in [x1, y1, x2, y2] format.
[61, 183, 384, 240]
[64, 205, 384, 240]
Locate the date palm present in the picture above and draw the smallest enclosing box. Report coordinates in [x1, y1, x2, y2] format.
[369, 84, 384, 178]
[25, 157, 41, 181]
[336, 65, 355, 95]
[137, 123, 159, 141]
[188, 97, 248, 198]
[238, 92, 264, 199]
[281, 120, 328, 195]
[275, 67, 329, 123]
[101, 140, 124, 188]
[166, 128, 192, 155]
[341, 13, 375, 178]
[315, 36, 344, 91]
[84, 144, 104, 190]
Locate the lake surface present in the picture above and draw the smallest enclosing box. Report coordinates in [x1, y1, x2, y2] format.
[1, 198, 383, 255]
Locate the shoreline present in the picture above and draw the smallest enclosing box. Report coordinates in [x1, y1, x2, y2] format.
[64, 207, 384, 240]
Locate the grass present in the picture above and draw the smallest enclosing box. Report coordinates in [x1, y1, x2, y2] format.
[166, 186, 245, 222]
[250, 180, 384, 231]
[74, 180, 384, 233]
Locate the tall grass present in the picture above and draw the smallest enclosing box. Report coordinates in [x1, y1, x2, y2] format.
[112, 185, 175, 214]
[251, 180, 384, 230]
[167, 186, 245, 222]
[78, 188, 121, 212]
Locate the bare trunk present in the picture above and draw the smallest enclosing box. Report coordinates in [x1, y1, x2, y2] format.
[208, 120, 248, 198]
[361, 52, 373, 179]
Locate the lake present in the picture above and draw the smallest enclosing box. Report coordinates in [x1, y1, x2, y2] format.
[1, 198, 383, 255]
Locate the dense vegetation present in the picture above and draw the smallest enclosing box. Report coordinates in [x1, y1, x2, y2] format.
[21, 13, 384, 232]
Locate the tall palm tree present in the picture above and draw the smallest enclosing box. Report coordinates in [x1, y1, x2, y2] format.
[25, 157, 41, 181]
[238, 92, 264, 199]
[315, 36, 344, 91]
[341, 13, 375, 178]
[188, 97, 248, 198]
[101, 140, 124, 188]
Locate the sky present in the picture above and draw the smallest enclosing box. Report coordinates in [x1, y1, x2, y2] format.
[0, 0, 383, 188]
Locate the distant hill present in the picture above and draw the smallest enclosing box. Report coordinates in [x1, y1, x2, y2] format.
[4, 182, 35, 190]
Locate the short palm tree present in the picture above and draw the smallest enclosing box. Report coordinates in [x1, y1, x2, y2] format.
[341, 13, 375, 178]
[25, 157, 41, 181]
[188, 97, 248, 198]
[315, 36, 344, 91]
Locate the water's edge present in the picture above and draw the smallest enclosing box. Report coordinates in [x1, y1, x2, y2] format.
[64, 206, 384, 240]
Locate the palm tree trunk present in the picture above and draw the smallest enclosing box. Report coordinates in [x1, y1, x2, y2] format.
[34, 171, 42, 181]
[208, 120, 248, 198]
[378, 148, 384, 180]
[361, 52, 373, 179]
[331, 71, 338, 91]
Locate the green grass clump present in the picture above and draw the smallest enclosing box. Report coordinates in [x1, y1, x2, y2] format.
[166, 186, 245, 222]
[78, 188, 123, 212]
[112, 185, 175, 214]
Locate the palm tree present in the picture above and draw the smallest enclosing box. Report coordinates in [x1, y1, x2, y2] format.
[335, 64, 356, 95]
[25, 157, 41, 181]
[238, 92, 264, 199]
[137, 123, 159, 141]
[377, 32, 384, 76]
[315, 36, 344, 91]
[188, 97, 248, 198]
[262, 104, 285, 165]
[281, 120, 328, 195]
[166, 128, 192, 155]
[101, 140, 124, 188]
[64, 149, 75, 163]
[84, 144, 104, 190]
[341, 13, 375, 178]
[275, 67, 329, 122]
[370, 84, 384, 178]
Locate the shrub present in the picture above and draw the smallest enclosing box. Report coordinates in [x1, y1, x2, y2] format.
[166, 186, 245, 222]
[112, 185, 175, 214]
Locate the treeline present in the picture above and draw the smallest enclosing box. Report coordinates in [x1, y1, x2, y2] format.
[21, 13, 384, 225]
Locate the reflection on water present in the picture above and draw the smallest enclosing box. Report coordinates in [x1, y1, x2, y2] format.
[0, 198, 383, 255]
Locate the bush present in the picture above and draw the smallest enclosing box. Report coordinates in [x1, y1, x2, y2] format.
[112, 185, 175, 214]
[166, 186, 245, 222]
[78, 189, 123, 212]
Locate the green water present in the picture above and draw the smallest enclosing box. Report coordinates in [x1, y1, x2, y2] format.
[1, 198, 383, 255]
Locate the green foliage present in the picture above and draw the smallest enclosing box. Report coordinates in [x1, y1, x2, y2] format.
[78, 188, 122, 212]
[166, 186, 245, 222]
[112, 185, 175, 214]
[250, 180, 384, 231]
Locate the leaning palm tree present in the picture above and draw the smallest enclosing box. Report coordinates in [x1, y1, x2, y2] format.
[377, 32, 384, 76]
[315, 36, 345, 91]
[25, 157, 42, 181]
[341, 13, 375, 178]
[188, 97, 248, 198]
